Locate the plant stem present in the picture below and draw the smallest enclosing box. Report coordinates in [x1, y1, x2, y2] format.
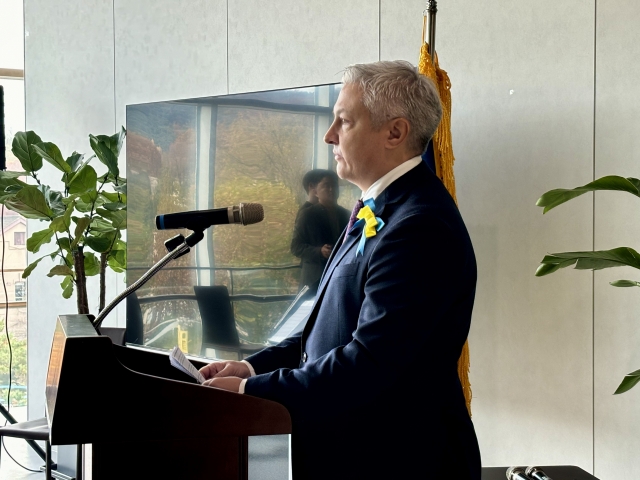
[73, 246, 89, 314]
[99, 252, 107, 312]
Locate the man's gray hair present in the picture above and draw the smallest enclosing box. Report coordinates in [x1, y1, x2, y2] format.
[342, 60, 442, 154]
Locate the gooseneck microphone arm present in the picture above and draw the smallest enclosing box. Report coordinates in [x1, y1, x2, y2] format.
[92, 230, 204, 329]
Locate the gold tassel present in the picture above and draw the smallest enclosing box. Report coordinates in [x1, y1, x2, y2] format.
[418, 42, 472, 417]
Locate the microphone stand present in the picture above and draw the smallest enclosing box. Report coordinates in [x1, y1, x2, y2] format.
[93, 230, 204, 330]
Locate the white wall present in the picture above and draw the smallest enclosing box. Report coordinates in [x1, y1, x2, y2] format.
[23, 0, 640, 477]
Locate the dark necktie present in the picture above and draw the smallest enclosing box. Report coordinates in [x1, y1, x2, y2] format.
[343, 198, 364, 245]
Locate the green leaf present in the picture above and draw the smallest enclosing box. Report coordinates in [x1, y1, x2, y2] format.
[33, 142, 72, 173]
[68, 164, 97, 195]
[90, 135, 119, 178]
[610, 280, 640, 287]
[65, 152, 85, 172]
[84, 235, 112, 253]
[537, 175, 640, 214]
[11, 131, 43, 172]
[51, 204, 74, 233]
[101, 202, 126, 211]
[57, 237, 71, 252]
[89, 217, 116, 233]
[38, 185, 66, 216]
[71, 217, 91, 248]
[47, 265, 74, 278]
[108, 248, 126, 272]
[100, 191, 120, 202]
[3, 185, 54, 220]
[0, 171, 28, 180]
[26, 228, 54, 253]
[97, 208, 126, 230]
[22, 255, 47, 278]
[614, 368, 640, 394]
[60, 276, 74, 299]
[536, 247, 640, 277]
[83, 252, 100, 276]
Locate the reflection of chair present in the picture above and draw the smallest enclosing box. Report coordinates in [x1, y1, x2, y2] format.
[125, 291, 144, 345]
[194, 286, 265, 359]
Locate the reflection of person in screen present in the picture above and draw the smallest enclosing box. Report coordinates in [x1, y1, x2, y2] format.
[295, 170, 320, 221]
[200, 60, 481, 480]
[290, 169, 350, 292]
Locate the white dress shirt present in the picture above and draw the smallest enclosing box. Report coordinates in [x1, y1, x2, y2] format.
[238, 155, 423, 394]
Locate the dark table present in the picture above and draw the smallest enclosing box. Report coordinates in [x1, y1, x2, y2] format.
[482, 465, 599, 480]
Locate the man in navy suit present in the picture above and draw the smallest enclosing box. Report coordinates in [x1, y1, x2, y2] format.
[201, 60, 481, 479]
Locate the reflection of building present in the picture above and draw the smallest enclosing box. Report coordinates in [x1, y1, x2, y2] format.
[0, 215, 28, 339]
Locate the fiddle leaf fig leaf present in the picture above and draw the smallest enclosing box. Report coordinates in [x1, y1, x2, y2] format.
[0, 171, 28, 180]
[71, 216, 91, 248]
[68, 164, 97, 195]
[97, 208, 126, 230]
[90, 217, 116, 233]
[4, 185, 54, 220]
[83, 252, 100, 276]
[38, 185, 66, 216]
[11, 131, 43, 172]
[51, 204, 74, 233]
[537, 175, 640, 214]
[23, 255, 48, 278]
[615, 368, 640, 394]
[90, 135, 119, 178]
[33, 142, 72, 173]
[610, 280, 640, 287]
[60, 276, 74, 299]
[27, 228, 54, 253]
[108, 252, 126, 272]
[65, 152, 85, 172]
[47, 265, 74, 278]
[84, 235, 112, 253]
[56, 237, 71, 252]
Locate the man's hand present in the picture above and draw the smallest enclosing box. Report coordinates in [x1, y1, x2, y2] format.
[199, 360, 251, 380]
[321, 244, 333, 258]
[203, 376, 243, 392]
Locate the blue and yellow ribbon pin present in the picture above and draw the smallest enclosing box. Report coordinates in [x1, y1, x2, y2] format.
[352, 198, 385, 256]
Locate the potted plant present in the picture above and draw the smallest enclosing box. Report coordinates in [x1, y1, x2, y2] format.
[535, 175, 640, 394]
[1, 128, 127, 314]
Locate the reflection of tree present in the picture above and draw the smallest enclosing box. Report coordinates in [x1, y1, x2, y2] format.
[216, 108, 314, 204]
[127, 104, 321, 349]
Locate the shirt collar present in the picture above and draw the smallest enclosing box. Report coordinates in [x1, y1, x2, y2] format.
[361, 155, 422, 202]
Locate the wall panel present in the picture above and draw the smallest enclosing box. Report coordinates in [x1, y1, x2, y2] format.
[113, 0, 228, 130]
[228, 0, 379, 94]
[383, 0, 596, 469]
[594, 2, 640, 478]
[24, 0, 116, 421]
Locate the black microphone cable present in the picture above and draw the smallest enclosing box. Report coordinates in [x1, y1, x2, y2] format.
[0, 206, 40, 474]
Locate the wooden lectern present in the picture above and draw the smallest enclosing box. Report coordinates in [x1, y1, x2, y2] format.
[46, 315, 291, 479]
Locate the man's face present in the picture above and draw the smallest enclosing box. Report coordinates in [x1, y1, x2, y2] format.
[324, 84, 387, 190]
[315, 176, 338, 206]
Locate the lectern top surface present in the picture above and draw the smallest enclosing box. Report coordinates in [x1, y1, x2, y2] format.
[57, 315, 98, 338]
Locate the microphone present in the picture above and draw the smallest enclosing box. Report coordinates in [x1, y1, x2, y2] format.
[526, 466, 553, 480]
[0, 85, 6, 171]
[155, 203, 264, 230]
[506, 466, 530, 480]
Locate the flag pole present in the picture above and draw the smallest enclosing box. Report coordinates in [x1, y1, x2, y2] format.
[426, 0, 437, 64]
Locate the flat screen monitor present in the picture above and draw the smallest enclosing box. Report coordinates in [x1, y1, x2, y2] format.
[126, 84, 357, 357]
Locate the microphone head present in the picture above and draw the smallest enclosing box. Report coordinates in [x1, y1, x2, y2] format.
[506, 466, 528, 480]
[239, 202, 264, 225]
[526, 466, 550, 479]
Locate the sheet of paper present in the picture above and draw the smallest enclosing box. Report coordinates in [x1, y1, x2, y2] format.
[169, 346, 206, 384]
[269, 299, 314, 344]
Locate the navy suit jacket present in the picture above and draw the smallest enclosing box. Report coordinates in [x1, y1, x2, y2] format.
[245, 161, 481, 479]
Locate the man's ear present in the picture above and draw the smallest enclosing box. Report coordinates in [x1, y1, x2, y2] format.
[385, 118, 411, 150]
